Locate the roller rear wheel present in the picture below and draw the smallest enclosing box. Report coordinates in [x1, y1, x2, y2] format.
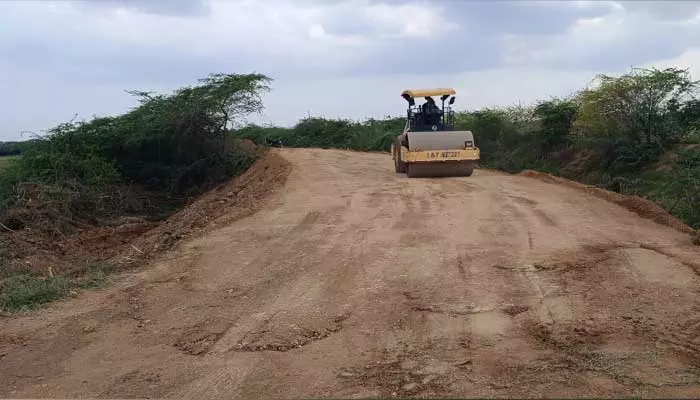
[461, 161, 474, 177]
[393, 137, 407, 173]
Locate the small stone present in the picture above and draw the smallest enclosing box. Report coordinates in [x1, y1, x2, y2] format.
[339, 371, 355, 378]
[403, 382, 418, 391]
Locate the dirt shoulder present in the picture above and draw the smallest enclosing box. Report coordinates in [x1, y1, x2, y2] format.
[519, 169, 696, 236]
[2, 148, 700, 398]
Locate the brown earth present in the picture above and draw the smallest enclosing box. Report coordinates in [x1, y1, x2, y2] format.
[2, 148, 700, 398]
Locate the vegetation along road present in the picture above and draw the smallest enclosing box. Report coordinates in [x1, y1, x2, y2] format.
[1, 148, 699, 398]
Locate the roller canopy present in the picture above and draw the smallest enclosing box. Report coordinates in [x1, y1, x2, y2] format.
[401, 88, 456, 98]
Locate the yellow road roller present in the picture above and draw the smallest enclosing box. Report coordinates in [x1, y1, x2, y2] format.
[391, 88, 480, 178]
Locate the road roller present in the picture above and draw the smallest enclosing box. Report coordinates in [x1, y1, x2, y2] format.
[391, 88, 480, 178]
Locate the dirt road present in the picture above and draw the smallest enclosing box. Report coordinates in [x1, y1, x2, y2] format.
[2, 148, 700, 398]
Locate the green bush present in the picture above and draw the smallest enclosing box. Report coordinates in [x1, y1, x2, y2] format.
[0, 73, 270, 234]
[641, 147, 700, 229]
[232, 116, 403, 152]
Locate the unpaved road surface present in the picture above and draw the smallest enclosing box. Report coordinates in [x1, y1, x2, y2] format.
[2, 148, 700, 398]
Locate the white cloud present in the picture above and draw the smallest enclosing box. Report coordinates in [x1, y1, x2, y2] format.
[499, 4, 700, 70]
[644, 48, 700, 78]
[363, 2, 457, 38]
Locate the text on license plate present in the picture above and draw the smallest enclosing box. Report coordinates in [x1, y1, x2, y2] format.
[427, 151, 459, 159]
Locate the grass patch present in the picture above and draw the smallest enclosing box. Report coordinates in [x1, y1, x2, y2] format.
[0, 155, 19, 170]
[0, 259, 116, 312]
[75, 261, 115, 289]
[0, 274, 71, 312]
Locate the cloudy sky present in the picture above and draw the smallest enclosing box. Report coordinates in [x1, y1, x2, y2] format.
[1, 0, 700, 140]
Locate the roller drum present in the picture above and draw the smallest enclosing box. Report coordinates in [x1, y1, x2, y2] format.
[406, 130, 474, 151]
[406, 161, 475, 178]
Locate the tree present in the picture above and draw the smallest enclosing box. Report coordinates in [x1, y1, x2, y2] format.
[115, 73, 272, 191]
[533, 98, 579, 149]
[574, 67, 698, 147]
[572, 68, 698, 171]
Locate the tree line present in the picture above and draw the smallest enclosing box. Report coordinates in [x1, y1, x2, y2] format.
[0, 73, 273, 235]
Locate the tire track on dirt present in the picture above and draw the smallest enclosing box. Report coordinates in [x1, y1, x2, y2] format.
[1, 148, 699, 399]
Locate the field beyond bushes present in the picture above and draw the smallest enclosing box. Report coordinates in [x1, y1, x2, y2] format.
[0, 156, 17, 170]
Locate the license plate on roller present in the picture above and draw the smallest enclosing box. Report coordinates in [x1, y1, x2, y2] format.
[427, 151, 459, 159]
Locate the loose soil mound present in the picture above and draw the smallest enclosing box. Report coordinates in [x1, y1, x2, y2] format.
[117, 150, 291, 266]
[519, 170, 694, 235]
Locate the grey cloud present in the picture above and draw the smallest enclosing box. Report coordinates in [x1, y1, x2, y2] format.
[2, 0, 700, 139]
[2, 0, 699, 81]
[511, 12, 700, 72]
[322, 0, 700, 76]
[83, 0, 210, 16]
[319, 1, 611, 37]
[333, 35, 504, 77]
[621, 1, 700, 20]
[428, 1, 615, 35]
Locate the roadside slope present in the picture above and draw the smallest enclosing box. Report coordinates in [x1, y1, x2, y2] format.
[2, 148, 700, 398]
